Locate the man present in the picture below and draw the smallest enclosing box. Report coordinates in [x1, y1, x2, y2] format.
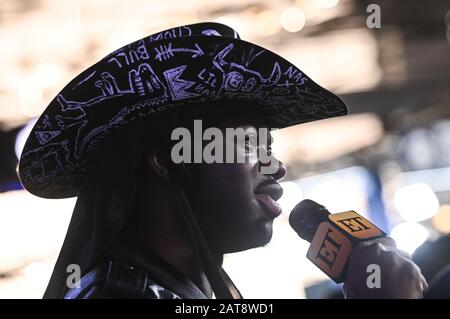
[18, 22, 426, 299]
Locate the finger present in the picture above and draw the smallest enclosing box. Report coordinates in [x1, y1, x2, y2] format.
[417, 277, 428, 298]
[356, 237, 397, 251]
[413, 264, 429, 291]
[420, 275, 429, 292]
[423, 277, 429, 291]
[408, 262, 428, 297]
[375, 236, 397, 248]
[388, 247, 411, 260]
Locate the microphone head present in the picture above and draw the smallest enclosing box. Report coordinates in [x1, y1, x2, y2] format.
[289, 199, 330, 242]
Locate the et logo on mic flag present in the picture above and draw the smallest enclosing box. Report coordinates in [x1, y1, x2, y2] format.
[307, 222, 352, 281]
[306, 211, 385, 282]
[329, 211, 385, 240]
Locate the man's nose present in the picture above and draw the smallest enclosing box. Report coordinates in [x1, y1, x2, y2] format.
[273, 160, 287, 181]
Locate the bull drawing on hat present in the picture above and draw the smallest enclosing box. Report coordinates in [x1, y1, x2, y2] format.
[189, 43, 281, 100]
[211, 43, 281, 97]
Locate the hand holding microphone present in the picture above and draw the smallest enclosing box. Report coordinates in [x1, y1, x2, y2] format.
[289, 199, 428, 298]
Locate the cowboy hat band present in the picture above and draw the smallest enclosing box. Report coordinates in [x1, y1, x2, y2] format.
[18, 22, 348, 199]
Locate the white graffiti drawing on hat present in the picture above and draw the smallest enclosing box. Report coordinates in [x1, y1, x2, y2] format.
[201, 29, 222, 36]
[129, 63, 168, 102]
[212, 44, 281, 95]
[54, 74, 128, 116]
[34, 131, 61, 146]
[148, 26, 192, 43]
[164, 65, 200, 101]
[107, 40, 150, 69]
[154, 43, 204, 62]
[33, 114, 60, 145]
[68, 64, 168, 159]
[23, 62, 170, 181]
[20, 140, 70, 186]
[54, 64, 167, 115]
[194, 68, 218, 98]
[20, 39, 344, 195]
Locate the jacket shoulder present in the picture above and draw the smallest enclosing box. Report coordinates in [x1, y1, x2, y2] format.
[64, 265, 107, 299]
[64, 259, 180, 299]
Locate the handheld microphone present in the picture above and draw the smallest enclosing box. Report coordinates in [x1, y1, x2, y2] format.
[289, 199, 386, 283]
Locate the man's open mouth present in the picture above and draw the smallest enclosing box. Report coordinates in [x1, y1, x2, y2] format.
[255, 181, 283, 217]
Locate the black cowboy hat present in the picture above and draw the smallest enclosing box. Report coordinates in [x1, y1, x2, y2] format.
[18, 22, 347, 199]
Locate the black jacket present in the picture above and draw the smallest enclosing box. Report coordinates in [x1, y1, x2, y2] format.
[65, 254, 210, 299]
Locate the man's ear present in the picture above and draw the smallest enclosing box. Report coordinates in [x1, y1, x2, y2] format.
[147, 148, 169, 181]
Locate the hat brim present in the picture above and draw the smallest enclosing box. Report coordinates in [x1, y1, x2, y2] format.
[18, 27, 347, 199]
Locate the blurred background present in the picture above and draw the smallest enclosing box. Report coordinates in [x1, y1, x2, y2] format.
[0, 0, 449, 298]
